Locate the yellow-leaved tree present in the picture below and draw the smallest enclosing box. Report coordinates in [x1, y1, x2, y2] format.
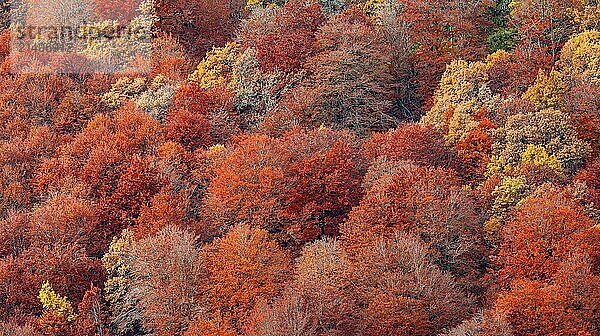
[559, 29, 600, 85]
[38, 281, 77, 335]
[421, 59, 501, 145]
[522, 69, 566, 110]
[102, 229, 145, 336]
[188, 42, 240, 89]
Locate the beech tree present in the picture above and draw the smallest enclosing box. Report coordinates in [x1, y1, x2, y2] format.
[185, 315, 236, 336]
[342, 164, 488, 296]
[251, 0, 324, 73]
[492, 188, 600, 333]
[376, 0, 493, 114]
[248, 238, 359, 336]
[164, 83, 237, 151]
[496, 274, 599, 335]
[92, 0, 139, 21]
[155, 0, 245, 57]
[522, 69, 566, 110]
[361, 123, 458, 170]
[509, 0, 583, 62]
[205, 128, 364, 245]
[0, 1, 598, 334]
[420, 58, 500, 178]
[574, 157, 600, 207]
[562, 82, 600, 159]
[129, 226, 204, 336]
[496, 186, 600, 285]
[202, 224, 292, 333]
[0, 243, 103, 323]
[73, 284, 110, 336]
[297, 7, 397, 133]
[229, 48, 270, 129]
[29, 194, 104, 256]
[35, 104, 164, 237]
[346, 232, 476, 336]
[0, 124, 60, 215]
[0, 321, 41, 336]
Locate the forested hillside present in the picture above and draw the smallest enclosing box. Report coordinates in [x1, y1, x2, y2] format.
[0, 0, 599, 335]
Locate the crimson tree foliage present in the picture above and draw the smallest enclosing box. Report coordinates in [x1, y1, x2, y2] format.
[165, 83, 238, 151]
[496, 254, 600, 335]
[134, 185, 189, 238]
[493, 185, 600, 335]
[73, 284, 110, 336]
[204, 133, 286, 238]
[0, 243, 103, 323]
[29, 194, 104, 256]
[0, 321, 41, 336]
[106, 156, 165, 229]
[485, 50, 523, 95]
[341, 164, 487, 292]
[496, 186, 600, 285]
[155, 0, 246, 57]
[92, 0, 139, 21]
[575, 157, 600, 208]
[36, 104, 162, 197]
[185, 315, 236, 336]
[361, 123, 458, 170]
[242, 0, 324, 73]
[503, 1, 600, 94]
[456, 122, 497, 180]
[496, 271, 599, 335]
[0, 0, 599, 334]
[0, 125, 58, 215]
[0, 74, 76, 128]
[0, 30, 10, 64]
[148, 34, 193, 82]
[0, 212, 30, 258]
[563, 83, 600, 159]
[205, 128, 364, 245]
[131, 140, 205, 239]
[485, 48, 555, 98]
[509, 0, 583, 62]
[35, 104, 164, 236]
[53, 91, 105, 136]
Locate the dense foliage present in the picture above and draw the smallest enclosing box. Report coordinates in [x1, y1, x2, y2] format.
[0, 0, 598, 335]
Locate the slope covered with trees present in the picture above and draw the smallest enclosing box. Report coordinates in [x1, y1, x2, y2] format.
[0, 0, 598, 335]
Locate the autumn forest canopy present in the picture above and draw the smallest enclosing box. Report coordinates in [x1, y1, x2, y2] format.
[0, 0, 599, 335]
